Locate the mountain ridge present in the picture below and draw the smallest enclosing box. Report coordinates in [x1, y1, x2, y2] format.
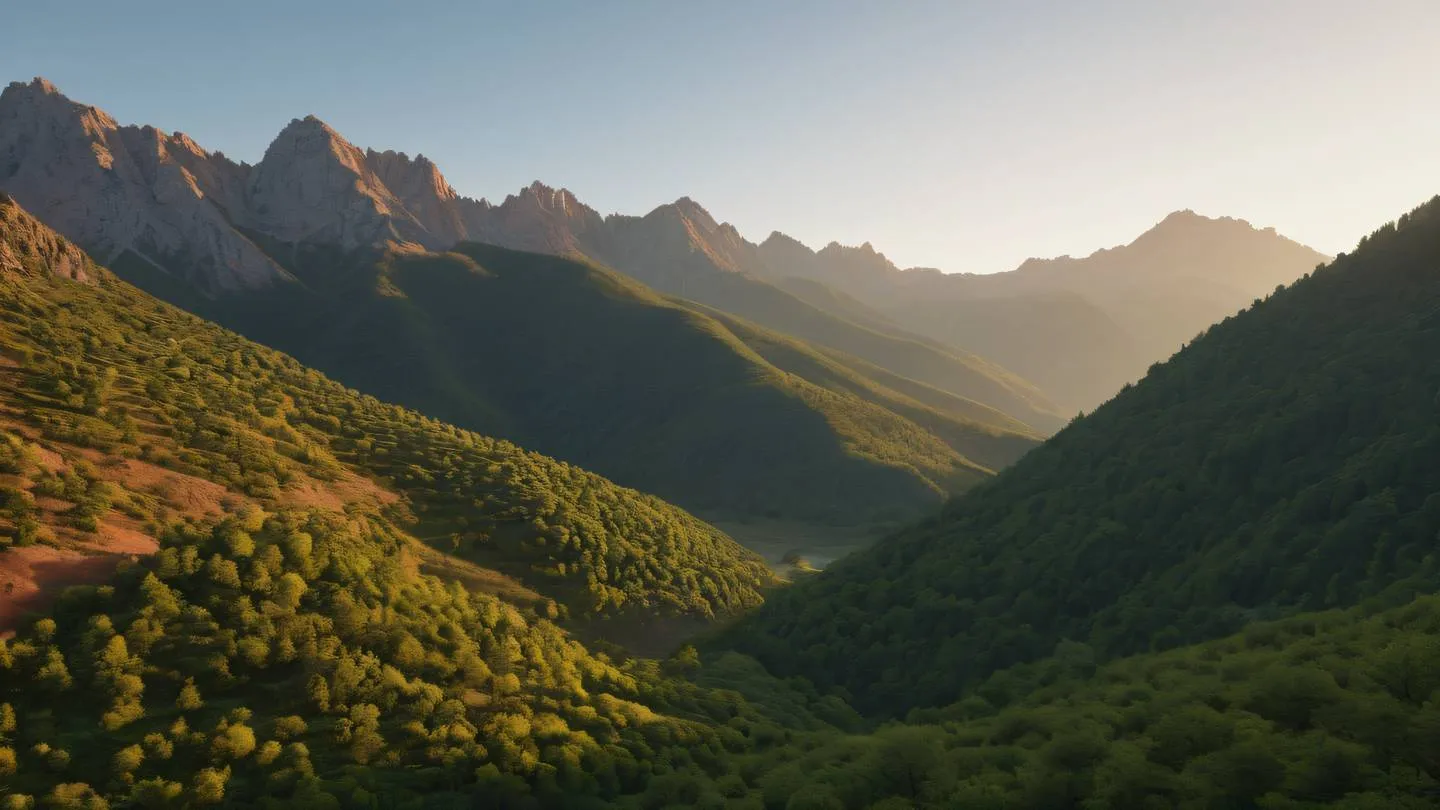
[754, 208, 1331, 411]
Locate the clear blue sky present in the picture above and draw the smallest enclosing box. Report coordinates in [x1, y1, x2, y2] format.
[4, 0, 1439, 272]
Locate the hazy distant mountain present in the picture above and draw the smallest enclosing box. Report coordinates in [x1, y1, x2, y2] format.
[0, 78, 1046, 525]
[754, 213, 1332, 411]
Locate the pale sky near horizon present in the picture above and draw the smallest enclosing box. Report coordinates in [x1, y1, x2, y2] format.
[3, 0, 1438, 272]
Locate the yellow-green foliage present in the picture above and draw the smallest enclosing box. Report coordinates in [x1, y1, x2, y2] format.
[0, 229, 772, 621]
[0, 509, 766, 806]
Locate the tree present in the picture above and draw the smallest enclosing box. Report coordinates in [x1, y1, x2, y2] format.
[42, 783, 107, 810]
[188, 768, 228, 806]
[871, 726, 945, 800]
[111, 745, 144, 782]
[211, 723, 256, 762]
[176, 679, 203, 711]
[127, 779, 182, 809]
[305, 675, 329, 713]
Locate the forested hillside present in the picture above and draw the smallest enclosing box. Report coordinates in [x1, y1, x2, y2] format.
[725, 196, 1440, 714]
[0, 195, 772, 628]
[5, 154, 1440, 810]
[0, 193, 829, 808]
[689, 595, 1440, 809]
[168, 240, 1037, 526]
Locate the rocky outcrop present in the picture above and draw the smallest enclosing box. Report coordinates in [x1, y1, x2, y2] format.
[365, 148, 474, 247]
[0, 192, 94, 281]
[462, 181, 610, 258]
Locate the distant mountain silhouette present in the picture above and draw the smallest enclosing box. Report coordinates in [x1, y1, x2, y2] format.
[754, 212, 1331, 411]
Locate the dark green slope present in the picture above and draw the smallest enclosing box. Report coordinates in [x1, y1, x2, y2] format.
[686, 595, 1440, 809]
[691, 304, 1041, 475]
[723, 196, 1440, 714]
[145, 240, 1038, 525]
[602, 244, 1067, 434]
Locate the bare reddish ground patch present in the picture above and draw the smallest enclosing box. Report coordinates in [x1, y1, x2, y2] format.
[77, 452, 229, 520]
[0, 517, 158, 635]
[94, 514, 160, 554]
[0, 547, 118, 634]
[25, 441, 64, 474]
[332, 470, 399, 506]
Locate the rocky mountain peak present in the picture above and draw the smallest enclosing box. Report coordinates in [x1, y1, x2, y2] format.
[263, 115, 369, 174]
[505, 181, 586, 218]
[816, 240, 893, 269]
[366, 149, 456, 200]
[245, 115, 427, 248]
[19, 76, 60, 96]
[667, 196, 719, 230]
[1, 76, 119, 144]
[0, 79, 288, 292]
[760, 231, 808, 251]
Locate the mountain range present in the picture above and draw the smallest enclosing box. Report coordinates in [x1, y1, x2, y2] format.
[0, 76, 1327, 426]
[0, 78, 1054, 526]
[1, 73, 1438, 809]
[752, 212, 1332, 411]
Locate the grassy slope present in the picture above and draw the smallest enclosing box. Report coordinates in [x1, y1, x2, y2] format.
[694, 304, 1041, 474]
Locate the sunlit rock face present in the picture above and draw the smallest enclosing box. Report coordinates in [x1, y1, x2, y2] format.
[0, 80, 501, 293]
[0, 78, 287, 292]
